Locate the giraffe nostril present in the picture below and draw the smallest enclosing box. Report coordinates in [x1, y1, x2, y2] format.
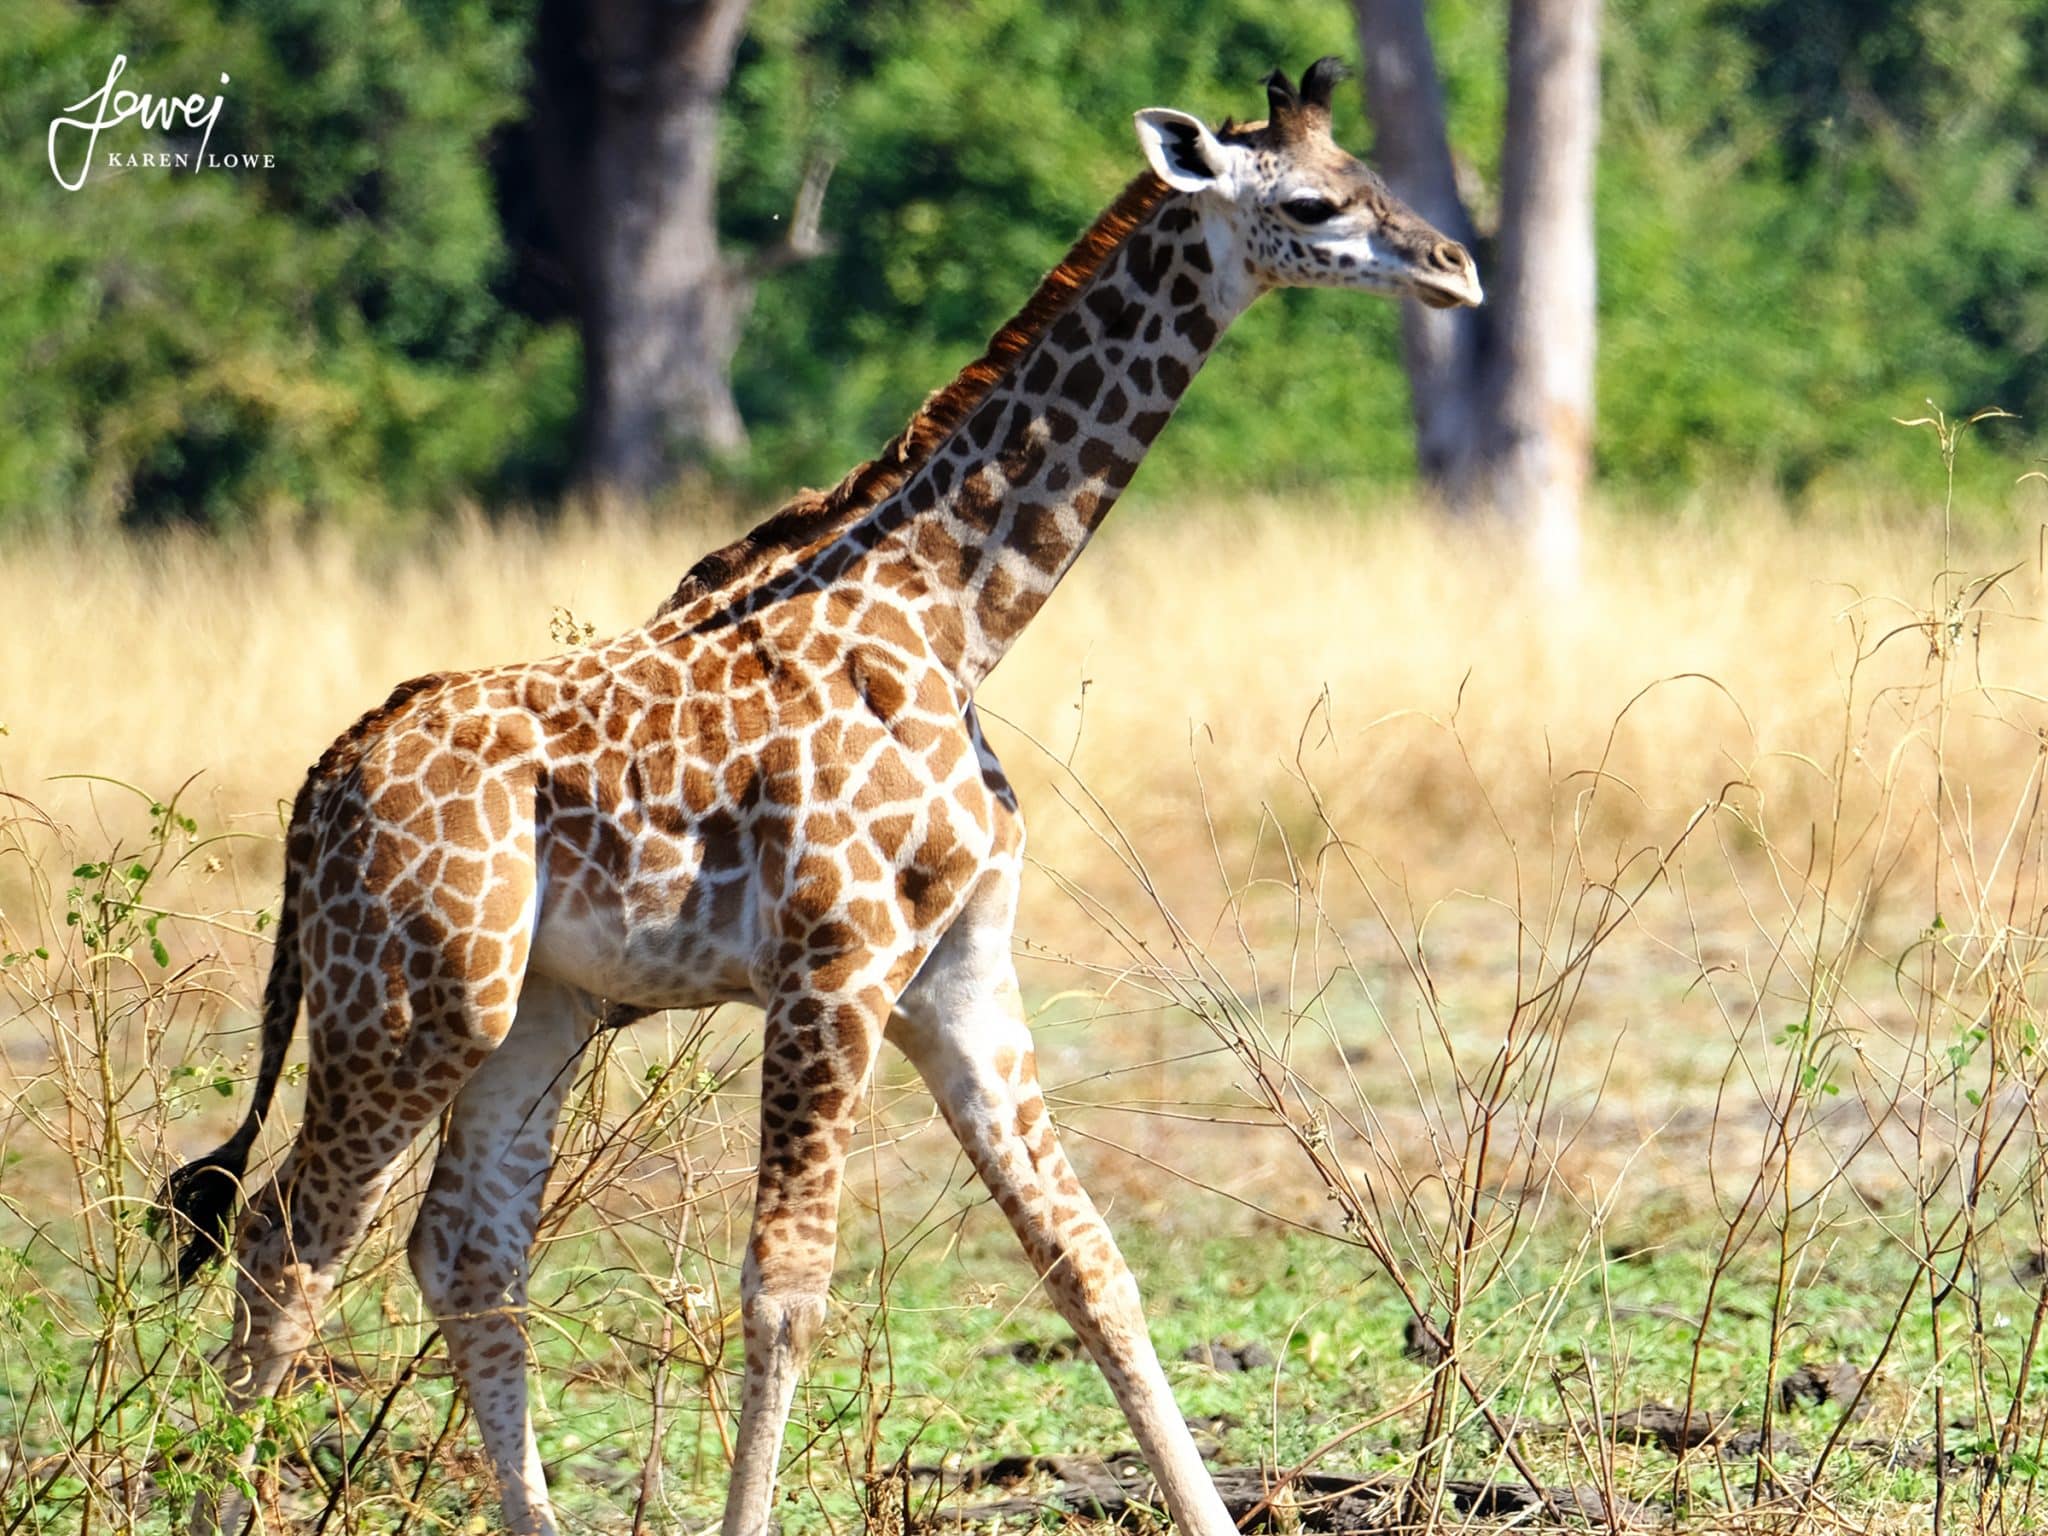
[1430, 241, 1469, 273]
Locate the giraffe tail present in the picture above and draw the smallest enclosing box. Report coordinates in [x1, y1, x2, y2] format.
[159, 778, 313, 1285]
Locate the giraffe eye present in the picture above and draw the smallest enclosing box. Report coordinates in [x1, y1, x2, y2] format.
[1280, 196, 1339, 225]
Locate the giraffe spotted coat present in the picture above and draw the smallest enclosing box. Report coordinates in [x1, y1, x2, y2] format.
[167, 57, 1481, 1536]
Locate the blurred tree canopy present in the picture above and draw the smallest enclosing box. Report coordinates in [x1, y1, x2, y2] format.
[4, 0, 2044, 530]
[6, 0, 577, 530]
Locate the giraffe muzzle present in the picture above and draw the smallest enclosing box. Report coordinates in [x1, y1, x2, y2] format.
[1414, 241, 1484, 309]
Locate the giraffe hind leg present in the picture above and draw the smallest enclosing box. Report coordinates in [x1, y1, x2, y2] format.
[408, 975, 596, 1536]
[190, 965, 523, 1532]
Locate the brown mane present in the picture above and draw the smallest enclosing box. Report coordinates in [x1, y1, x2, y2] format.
[659, 170, 1175, 616]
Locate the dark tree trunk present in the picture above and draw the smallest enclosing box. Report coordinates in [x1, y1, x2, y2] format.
[1354, 0, 1487, 485]
[1354, 0, 1602, 578]
[528, 0, 754, 499]
[586, 0, 753, 495]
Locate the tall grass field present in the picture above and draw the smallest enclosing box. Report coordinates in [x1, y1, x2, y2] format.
[7, 442, 2048, 1532]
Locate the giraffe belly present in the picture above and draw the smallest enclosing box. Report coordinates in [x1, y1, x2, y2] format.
[527, 860, 765, 1010]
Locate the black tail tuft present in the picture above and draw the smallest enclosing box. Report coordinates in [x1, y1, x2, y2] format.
[160, 1137, 252, 1285]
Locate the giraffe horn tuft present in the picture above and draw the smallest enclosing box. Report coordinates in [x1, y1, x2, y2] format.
[1263, 68, 1298, 124]
[1298, 56, 1350, 115]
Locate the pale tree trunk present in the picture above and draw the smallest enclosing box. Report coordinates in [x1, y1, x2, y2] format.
[1486, 0, 1601, 579]
[1353, 0, 1602, 583]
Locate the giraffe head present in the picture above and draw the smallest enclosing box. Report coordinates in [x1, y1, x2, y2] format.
[1133, 57, 1482, 311]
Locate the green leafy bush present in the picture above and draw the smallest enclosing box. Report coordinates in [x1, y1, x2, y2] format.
[1, 0, 2042, 529]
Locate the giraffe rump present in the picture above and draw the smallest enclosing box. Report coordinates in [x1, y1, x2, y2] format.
[657, 170, 1176, 616]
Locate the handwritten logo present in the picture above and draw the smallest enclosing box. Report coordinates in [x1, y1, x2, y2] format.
[48, 55, 272, 191]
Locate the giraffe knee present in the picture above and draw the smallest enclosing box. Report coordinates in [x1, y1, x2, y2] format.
[741, 1289, 829, 1361]
[228, 1182, 328, 1311]
[1042, 1230, 1141, 1318]
[409, 1194, 525, 1320]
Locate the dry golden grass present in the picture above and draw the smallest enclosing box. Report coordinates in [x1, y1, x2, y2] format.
[8, 488, 2041, 1181]
[5, 492, 2041, 906]
[24, 487, 2048, 1221]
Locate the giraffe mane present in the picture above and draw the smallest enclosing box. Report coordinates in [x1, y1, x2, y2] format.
[658, 170, 1175, 617]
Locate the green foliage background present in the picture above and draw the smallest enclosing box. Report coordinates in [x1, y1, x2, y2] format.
[5, 0, 2045, 529]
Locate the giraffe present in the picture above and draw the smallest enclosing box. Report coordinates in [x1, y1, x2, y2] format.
[164, 57, 1479, 1536]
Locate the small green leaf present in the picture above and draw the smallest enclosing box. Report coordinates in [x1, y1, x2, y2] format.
[213, 1076, 235, 1097]
[151, 937, 170, 968]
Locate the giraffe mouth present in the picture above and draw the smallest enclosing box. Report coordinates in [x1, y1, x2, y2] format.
[1413, 271, 1484, 309]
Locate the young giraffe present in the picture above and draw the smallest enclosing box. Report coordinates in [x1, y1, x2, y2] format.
[167, 58, 1479, 1536]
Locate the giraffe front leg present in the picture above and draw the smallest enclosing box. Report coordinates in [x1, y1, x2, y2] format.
[722, 970, 893, 1536]
[892, 939, 1238, 1536]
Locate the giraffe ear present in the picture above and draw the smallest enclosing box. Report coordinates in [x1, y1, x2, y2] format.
[1133, 108, 1228, 194]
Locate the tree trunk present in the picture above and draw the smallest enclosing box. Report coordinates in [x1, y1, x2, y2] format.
[1353, 0, 1487, 483]
[556, 0, 754, 498]
[1354, 0, 1601, 581]
[1484, 0, 1601, 577]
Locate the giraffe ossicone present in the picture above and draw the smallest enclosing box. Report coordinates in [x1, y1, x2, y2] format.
[165, 57, 1478, 1536]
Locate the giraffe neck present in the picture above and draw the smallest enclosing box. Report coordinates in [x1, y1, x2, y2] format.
[837, 193, 1254, 687]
